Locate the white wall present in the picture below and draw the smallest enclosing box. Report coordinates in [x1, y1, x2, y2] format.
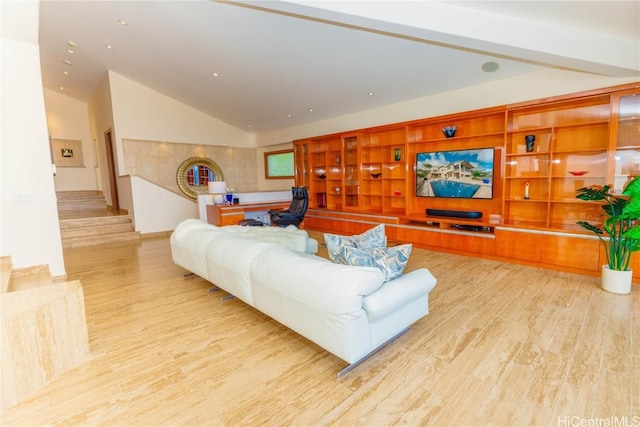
[44, 89, 98, 191]
[0, 1, 65, 276]
[103, 72, 259, 232]
[87, 73, 114, 205]
[256, 143, 295, 192]
[109, 71, 254, 173]
[130, 177, 198, 234]
[255, 68, 640, 146]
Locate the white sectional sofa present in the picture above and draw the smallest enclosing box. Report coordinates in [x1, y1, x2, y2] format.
[170, 219, 437, 375]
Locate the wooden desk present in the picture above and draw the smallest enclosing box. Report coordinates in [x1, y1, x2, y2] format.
[206, 202, 290, 226]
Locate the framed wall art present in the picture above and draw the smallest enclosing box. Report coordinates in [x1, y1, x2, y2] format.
[51, 138, 84, 167]
[264, 149, 294, 179]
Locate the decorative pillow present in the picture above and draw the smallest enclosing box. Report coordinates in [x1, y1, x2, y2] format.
[339, 243, 412, 281]
[324, 224, 386, 263]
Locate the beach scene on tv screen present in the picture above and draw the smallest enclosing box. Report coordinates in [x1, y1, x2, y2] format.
[416, 148, 494, 199]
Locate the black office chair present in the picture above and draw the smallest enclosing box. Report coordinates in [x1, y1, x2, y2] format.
[269, 186, 309, 227]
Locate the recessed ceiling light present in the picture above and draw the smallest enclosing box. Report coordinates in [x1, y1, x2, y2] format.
[105, 43, 113, 49]
[67, 49, 74, 54]
[63, 71, 69, 75]
[63, 59, 72, 65]
[212, 72, 219, 77]
[59, 86, 64, 90]
[481, 61, 500, 72]
[67, 40, 76, 47]
[118, 19, 128, 26]
[308, 109, 314, 112]
[368, 92, 375, 96]
[287, 114, 292, 118]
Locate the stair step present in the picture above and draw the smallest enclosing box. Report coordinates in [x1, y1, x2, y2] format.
[8, 264, 53, 292]
[57, 200, 107, 208]
[56, 191, 139, 248]
[61, 222, 134, 238]
[62, 231, 141, 249]
[60, 215, 132, 230]
[56, 190, 104, 199]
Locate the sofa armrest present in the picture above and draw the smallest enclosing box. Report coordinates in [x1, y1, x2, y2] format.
[362, 268, 437, 322]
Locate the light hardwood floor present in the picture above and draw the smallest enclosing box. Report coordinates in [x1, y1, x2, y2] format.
[2, 231, 638, 426]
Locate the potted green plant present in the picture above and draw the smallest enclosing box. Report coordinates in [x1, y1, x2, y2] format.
[576, 176, 640, 294]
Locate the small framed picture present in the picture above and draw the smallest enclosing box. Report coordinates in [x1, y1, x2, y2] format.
[61, 148, 74, 158]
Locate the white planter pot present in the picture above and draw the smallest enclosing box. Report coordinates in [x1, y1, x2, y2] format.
[601, 265, 632, 295]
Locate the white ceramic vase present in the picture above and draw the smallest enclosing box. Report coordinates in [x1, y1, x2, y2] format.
[601, 265, 632, 295]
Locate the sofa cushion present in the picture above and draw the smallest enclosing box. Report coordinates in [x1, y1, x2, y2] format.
[250, 246, 386, 318]
[324, 224, 386, 263]
[223, 224, 317, 254]
[339, 244, 412, 281]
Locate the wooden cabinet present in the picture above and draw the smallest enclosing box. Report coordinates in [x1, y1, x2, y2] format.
[302, 136, 342, 210]
[611, 90, 640, 193]
[504, 94, 611, 232]
[360, 127, 407, 215]
[495, 228, 543, 262]
[342, 135, 360, 210]
[294, 82, 640, 280]
[406, 108, 505, 221]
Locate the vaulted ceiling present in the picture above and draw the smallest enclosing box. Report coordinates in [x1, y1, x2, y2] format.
[37, 1, 640, 134]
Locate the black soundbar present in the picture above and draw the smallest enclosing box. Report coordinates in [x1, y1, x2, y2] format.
[426, 209, 482, 219]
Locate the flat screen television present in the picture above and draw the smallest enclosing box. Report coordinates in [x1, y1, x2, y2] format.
[416, 147, 494, 199]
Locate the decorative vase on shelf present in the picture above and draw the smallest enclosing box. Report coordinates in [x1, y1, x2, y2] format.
[525, 135, 536, 152]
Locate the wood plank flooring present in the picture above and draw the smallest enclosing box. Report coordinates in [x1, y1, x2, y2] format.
[2, 231, 638, 426]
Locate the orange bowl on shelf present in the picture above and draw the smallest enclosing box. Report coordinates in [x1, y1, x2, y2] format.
[568, 171, 588, 176]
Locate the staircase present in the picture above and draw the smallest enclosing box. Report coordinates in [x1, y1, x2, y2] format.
[57, 191, 140, 248]
[1, 255, 89, 411]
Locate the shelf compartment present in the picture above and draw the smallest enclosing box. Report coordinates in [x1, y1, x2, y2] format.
[550, 177, 605, 199]
[504, 200, 548, 225]
[408, 111, 505, 141]
[550, 152, 607, 177]
[507, 130, 551, 154]
[505, 177, 549, 200]
[613, 148, 640, 193]
[616, 119, 640, 148]
[553, 122, 609, 152]
[412, 132, 505, 145]
[616, 94, 640, 148]
[505, 155, 550, 178]
[382, 163, 406, 179]
[548, 201, 604, 227]
[508, 94, 611, 130]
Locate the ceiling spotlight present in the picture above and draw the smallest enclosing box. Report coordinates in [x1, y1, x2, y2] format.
[105, 43, 113, 49]
[59, 86, 64, 90]
[63, 71, 69, 75]
[481, 61, 500, 72]
[368, 92, 375, 96]
[67, 49, 74, 54]
[67, 40, 76, 47]
[63, 59, 72, 65]
[308, 108, 314, 112]
[287, 114, 292, 118]
[118, 19, 128, 26]
[212, 72, 219, 77]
